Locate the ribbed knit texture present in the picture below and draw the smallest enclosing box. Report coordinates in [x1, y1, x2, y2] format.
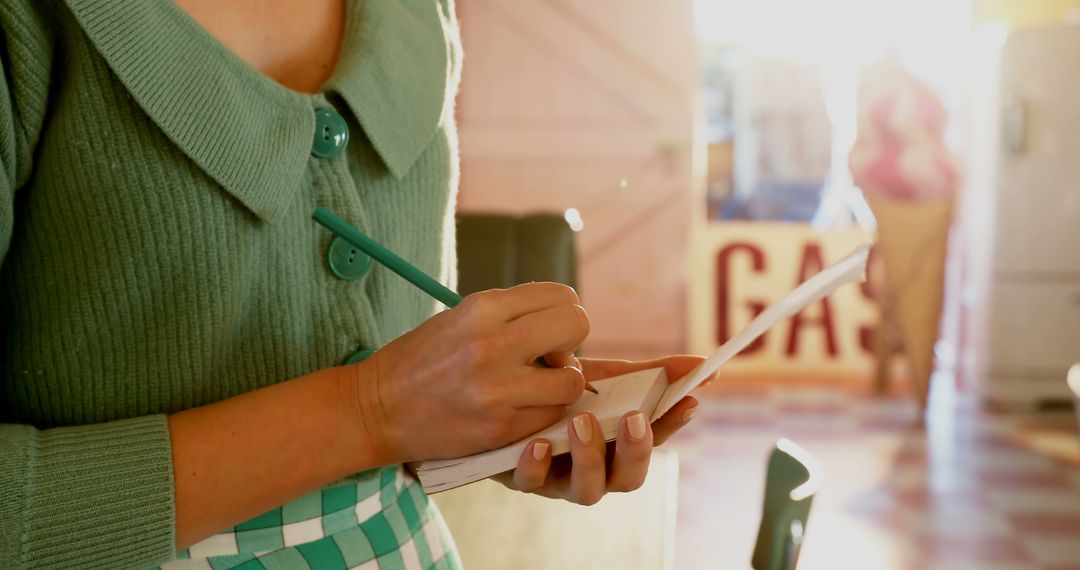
[0, 0, 462, 568]
[2, 417, 175, 569]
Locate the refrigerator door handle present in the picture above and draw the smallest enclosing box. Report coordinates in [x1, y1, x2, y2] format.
[1003, 94, 1027, 156]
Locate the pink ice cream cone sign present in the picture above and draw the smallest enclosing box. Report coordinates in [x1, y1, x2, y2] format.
[850, 55, 960, 201]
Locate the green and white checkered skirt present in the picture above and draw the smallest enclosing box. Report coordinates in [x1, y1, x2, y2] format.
[160, 465, 462, 570]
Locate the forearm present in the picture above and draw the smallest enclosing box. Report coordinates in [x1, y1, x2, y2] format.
[168, 363, 391, 549]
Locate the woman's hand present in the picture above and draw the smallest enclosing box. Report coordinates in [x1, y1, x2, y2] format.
[351, 282, 590, 464]
[492, 356, 711, 504]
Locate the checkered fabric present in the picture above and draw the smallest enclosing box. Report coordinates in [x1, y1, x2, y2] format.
[160, 466, 461, 570]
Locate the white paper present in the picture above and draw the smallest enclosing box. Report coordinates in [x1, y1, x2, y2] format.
[650, 243, 870, 420]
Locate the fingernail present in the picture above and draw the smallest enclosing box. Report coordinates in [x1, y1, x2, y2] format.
[682, 406, 698, 423]
[569, 356, 582, 371]
[572, 414, 593, 444]
[532, 441, 550, 461]
[627, 412, 647, 440]
[573, 304, 589, 327]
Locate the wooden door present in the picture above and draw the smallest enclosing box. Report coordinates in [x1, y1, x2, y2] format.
[455, 0, 699, 359]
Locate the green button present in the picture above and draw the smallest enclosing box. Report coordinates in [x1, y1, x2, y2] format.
[342, 347, 377, 365]
[311, 107, 349, 159]
[328, 236, 373, 281]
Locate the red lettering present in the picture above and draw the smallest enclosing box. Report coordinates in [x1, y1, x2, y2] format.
[716, 242, 767, 356]
[786, 243, 838, 357]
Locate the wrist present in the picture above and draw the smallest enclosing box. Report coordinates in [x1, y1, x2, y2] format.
[333, 357, 403, 467]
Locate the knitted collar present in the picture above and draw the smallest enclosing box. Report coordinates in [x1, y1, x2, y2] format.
[64, 0, 450, 224]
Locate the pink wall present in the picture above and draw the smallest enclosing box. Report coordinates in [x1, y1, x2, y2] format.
[455, 0, 700, 360]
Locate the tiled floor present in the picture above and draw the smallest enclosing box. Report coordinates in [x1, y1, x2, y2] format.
[668, 372, 1080, 570]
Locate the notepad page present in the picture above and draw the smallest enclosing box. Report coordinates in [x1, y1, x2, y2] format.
[650, 243, 870, 421]
[418, 367, 668, 492]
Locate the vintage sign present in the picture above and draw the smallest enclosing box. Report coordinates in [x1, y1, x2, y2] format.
[688, 223, 879, 373]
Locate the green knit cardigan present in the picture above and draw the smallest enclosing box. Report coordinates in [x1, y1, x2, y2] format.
[0, 0, 462, 567]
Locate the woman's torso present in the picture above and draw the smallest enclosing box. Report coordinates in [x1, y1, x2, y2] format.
[0, 0, 462, 567]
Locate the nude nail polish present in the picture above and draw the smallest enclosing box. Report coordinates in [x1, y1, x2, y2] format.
[532, 441, 550, 461]
[572, 414, 593, 444]
[627, 412, 647, 440]
[682, 406, 698, 423]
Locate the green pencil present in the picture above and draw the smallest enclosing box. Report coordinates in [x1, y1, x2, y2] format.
[312, 208, 597, 393]
[313, 207, 462, 308]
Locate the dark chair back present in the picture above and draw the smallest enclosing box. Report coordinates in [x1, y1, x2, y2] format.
[751, 439, 824, 570]
[455, 213, 578, 295]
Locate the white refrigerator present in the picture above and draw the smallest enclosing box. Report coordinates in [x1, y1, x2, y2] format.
[981, 25, 1080, 405]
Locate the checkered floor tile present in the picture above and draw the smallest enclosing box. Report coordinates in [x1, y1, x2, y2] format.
[667, 374, 1080, 570]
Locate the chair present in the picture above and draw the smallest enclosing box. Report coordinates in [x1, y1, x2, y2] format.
[455, 213, 578, 295]
[751, 439, 825, 570]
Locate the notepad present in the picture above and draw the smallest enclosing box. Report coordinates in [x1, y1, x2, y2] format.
[417, 244, 870, 493]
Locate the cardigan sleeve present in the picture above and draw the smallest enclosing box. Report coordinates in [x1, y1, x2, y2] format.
[0, 420, 177, 569]
[0, 3, 178, 568]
